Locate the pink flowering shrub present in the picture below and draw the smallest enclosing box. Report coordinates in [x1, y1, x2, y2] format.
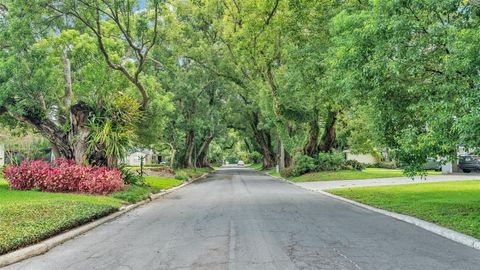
[3, 160, 50, 190]
[3, 159, 124, 195]
[79, 167, 124, 195]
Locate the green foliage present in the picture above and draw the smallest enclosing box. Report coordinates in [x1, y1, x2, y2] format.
[292, 155, 316, 176]
[118, 164, 145, 186]
[87, 95, 141, 166]
[110, 185, 151, 204]
[364, 162, 399, 170]
[314, 152, 346, 172]
[3, 0, 480, 174]
[344, 160, 365, 171]
[248, 151, 263, 164]
[145, 176, 183, 193]
[0, 178, 121, 254]
[175, 168, 212, 180]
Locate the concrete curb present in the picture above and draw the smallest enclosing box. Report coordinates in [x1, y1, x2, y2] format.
[263, 171, 480, 251]
[0, 172, 210, 268]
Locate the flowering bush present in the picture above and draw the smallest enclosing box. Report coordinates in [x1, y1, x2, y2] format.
[3, 159, 124, 195]
[79, 167, 124, 195]
[3, 160, 50, 190]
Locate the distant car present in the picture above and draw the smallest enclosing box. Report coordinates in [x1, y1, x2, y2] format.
[458, 154, 480, 173]
[424, 158, 441, 171]
[237, 160, 245, 166]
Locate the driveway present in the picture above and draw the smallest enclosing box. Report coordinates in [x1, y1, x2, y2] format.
[295, 173, 480, 191]
[4, 167, 480, 270]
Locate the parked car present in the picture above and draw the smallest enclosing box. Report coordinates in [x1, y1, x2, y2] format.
[458, 154, 480, 173]
[237, 160, 245, 166]
[424, 158, 441, 171]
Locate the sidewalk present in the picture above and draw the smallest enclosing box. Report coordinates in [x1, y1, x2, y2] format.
[295, 173, 480, 191]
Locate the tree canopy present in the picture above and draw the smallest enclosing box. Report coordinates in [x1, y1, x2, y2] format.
[2, 0, 480, 174]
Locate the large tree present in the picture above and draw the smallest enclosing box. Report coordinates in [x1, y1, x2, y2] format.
[0, 0, 170, 166]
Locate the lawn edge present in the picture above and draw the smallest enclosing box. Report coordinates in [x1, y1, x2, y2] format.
[0, 172, 210, 268]
[263, 171, 480, 251]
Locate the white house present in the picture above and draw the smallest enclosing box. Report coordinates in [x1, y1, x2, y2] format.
[344, 150, 378, 164]
[0, 143, 4, 166]
[122, 149, 158, 166]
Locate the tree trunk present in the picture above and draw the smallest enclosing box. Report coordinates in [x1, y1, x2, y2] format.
[170, 148, 177, 168]
[69, 103, 91, 165]
[249, 112, 275, 168]
[304, 119, 320, 156]
[318, 110, 338, 153]
[196, 133, 214, 167]
[277, 135, 286, 170]
[183, 130, 195, 168]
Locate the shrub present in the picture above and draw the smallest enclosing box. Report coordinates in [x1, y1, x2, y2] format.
[38, 159, 90, 193]
[315, 152, 346, 171]
[4, 160, 50, 190]
[365, 161, 398, 169]
[280, 166, 296, 178]
[293, 154, 316, 176]
[344, 160, 365, 171]
[79, 167, 124, 195]
[4, 159, 124, 195]
[118, 164, 145, 186]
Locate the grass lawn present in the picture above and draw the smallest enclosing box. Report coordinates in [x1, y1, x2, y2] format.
[248, 163, 263, 171]
[145, 176, 183, 192]
[110, 176, 184, 203]
[0, 178, 122, 255]
[175, 167, 212, 180]
[327, 181, 480, 239]
[0, 173, 185, 254]
[289, 168, 441, 182]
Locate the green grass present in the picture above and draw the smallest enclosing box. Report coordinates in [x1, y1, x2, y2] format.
[0, 169, 201, 254]
[145, 176, 183, 192]
[267, 167, 280, 177]
[175, 167, 212, 180]
[247, 163, 280, 177]
[248, 163, 263, 171]
[0, 178, 122, 255]
[289, 168, 440, 182]
[110, 185, 152, 203]
[111, 176, 184, 203]
[327, 181, 480, 239]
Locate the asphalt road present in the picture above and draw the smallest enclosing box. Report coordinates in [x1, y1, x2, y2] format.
[5, 167, 480, 270]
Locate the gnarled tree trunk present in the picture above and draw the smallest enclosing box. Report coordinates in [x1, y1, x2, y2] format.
[318, 110, 338, 153]
[196, 132, 214, 167]
[250, 112, 275, 168]
[304, 119, 320, 156]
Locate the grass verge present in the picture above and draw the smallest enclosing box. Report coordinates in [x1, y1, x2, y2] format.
[327, 180, 480, 239]
[0, 178, 122, 255]
[175, 167, 212, 180]
[289, 168, 440, 182]
[111, 176, 184, 203]
[248, 163, 263, 171]
[0, 168, 204, 254]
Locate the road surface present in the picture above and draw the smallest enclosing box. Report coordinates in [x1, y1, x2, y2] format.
[296, 173, 480, 190]
[5, 167, 480, 270]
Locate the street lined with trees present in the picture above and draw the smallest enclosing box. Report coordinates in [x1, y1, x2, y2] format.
[3, 0, 480, 174]
[2, 0, 480, 268]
